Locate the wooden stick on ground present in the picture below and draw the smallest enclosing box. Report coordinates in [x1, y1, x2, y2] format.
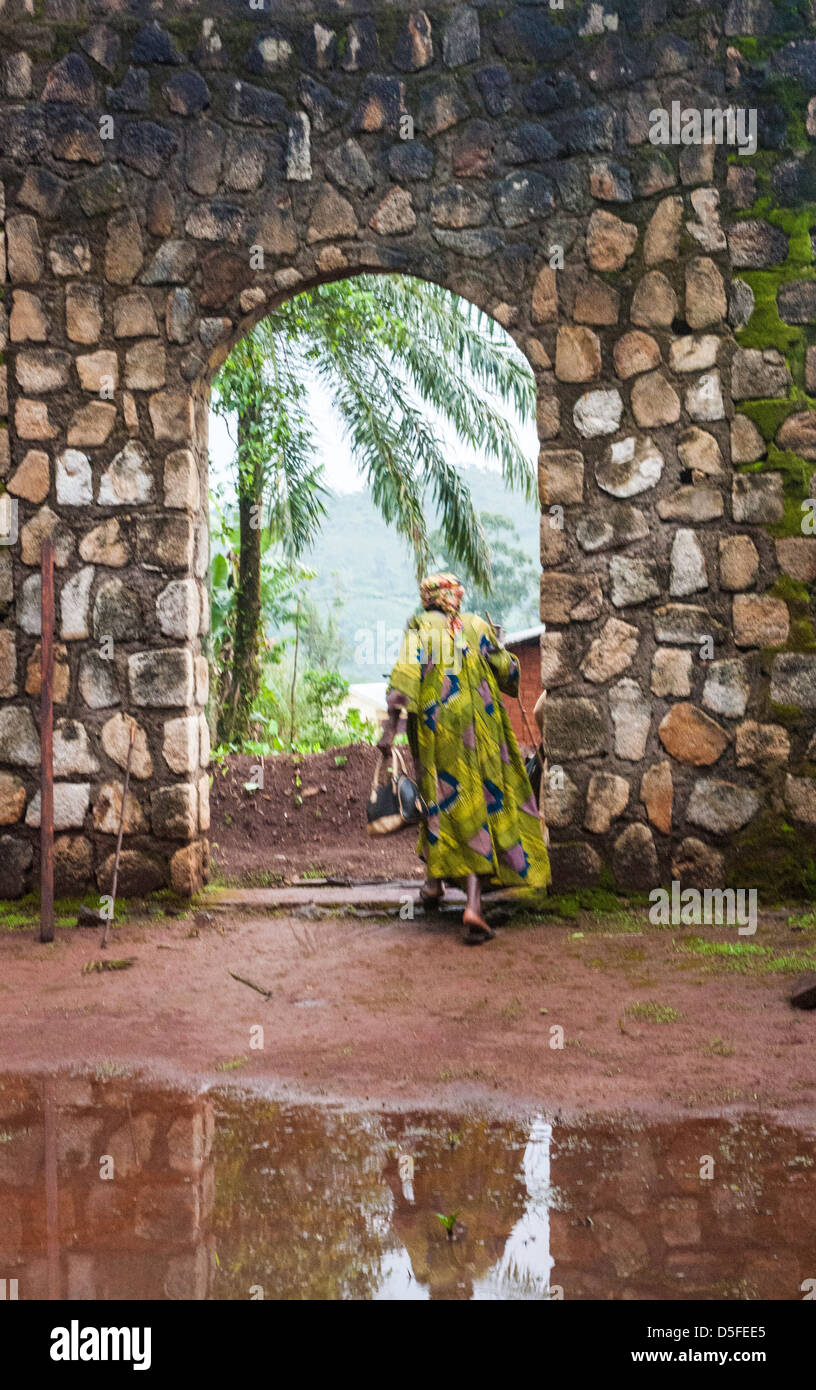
[39, 536, 55, 945]
[228, 970, 273, 1001]
[101, 717, 136, 950]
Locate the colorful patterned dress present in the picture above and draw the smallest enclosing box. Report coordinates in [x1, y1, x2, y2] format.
[386, 609, 551, 889]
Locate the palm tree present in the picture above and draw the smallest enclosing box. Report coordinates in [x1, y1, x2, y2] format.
[211, 272, 536, 744]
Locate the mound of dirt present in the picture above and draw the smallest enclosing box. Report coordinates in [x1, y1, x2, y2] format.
[209, 744, 422, 884]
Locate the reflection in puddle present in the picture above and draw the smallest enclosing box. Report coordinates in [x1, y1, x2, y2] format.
[0, 1074, 813, 1300]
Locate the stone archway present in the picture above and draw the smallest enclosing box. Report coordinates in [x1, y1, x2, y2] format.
[0, 1, 814, 899]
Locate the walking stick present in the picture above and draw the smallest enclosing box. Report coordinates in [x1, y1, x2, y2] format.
[101, 717, 136, 950]
[485, 611, 550, 847]
[518, 690, 550, 848]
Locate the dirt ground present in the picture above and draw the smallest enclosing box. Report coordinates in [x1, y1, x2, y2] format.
[1, 897, 815, 1120]
[209, 745, 421, 882]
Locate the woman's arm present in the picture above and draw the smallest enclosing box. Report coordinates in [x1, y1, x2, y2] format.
[377, 705, 400, 756]
[380, 621, 421, 753]
[480, 620, 520, 698]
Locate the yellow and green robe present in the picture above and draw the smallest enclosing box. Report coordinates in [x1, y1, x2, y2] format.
[386, 609, 551, 889]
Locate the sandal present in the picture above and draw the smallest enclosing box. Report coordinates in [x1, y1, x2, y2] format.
[419, 884, 445, 908]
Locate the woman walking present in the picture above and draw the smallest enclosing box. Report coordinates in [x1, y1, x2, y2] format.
[378, 573, 550, 946]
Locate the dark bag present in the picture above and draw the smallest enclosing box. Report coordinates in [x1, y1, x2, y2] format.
[366, 748, 426, 836]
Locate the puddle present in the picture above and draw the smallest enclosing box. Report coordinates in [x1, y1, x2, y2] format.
[0, 1074, 813, 1300]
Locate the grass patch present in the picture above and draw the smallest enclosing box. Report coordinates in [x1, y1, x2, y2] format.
[678, 936, 816, 974]
[788, 910, 816, 931]
[207, 870, 286, 889]
[0, 894, 130, 933]
[216, 1055, 248, 1072]
[625, 1000, 680, 1024]
[531, 887, 648, 920]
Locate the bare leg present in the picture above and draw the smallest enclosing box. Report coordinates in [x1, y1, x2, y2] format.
[462, 874, 494, 943]
[419, 874, 445, 908]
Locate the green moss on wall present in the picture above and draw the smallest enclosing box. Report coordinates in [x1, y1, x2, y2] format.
[787, 618, 816, 650]
[737, 400, 800, 440]
[736, 274, 806, 366]
[767, 490, 814, 539]
[729, 812, 816, 900]
[769, 574, 816, 652]
[735, 205, 816, 388]
[768, 700, 807, 727]
[771, 572, 812, 608]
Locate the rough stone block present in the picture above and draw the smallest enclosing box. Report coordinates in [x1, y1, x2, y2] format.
[733, 594, 790, 649]
[26, 783, 90, 829]
[98, 441, 154, 506]
[156, 578, 199, 639]
[129, 649, 194, 707]
[538, 697, 606, 760]
[609, 680, 651, 760]
[56, 449, 92, 506]
[137, 516, 195, 571]
[658, 703, 728, 765]
[537, 448, 584, 506]
[151, 784, 197, 840]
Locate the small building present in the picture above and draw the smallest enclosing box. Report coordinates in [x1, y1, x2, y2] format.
[503, 624, 547, 751]
[345, 681, 388, 727]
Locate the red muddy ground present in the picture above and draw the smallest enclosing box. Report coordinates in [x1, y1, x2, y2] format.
[1, 899, 815, 1120]
[209, 745, 420, 883]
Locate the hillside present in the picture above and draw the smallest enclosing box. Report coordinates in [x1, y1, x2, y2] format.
[301, 467, 540, 681]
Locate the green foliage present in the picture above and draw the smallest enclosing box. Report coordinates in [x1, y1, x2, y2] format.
[436, 1210, 461, 1238]
[236, 274, 535, 588]
[209, 495, 312, 670]
[432, 511, 539, 628]
[298, 583, 349, 671]
[213, 649, 379, 758]
[303, 669, 351, 745]
[678, 936, 816, 975]
[211, 311, 329, 560]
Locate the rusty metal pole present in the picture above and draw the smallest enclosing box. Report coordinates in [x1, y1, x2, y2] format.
[39, 535, 55, 944]
[43, 1077, 61, 1301]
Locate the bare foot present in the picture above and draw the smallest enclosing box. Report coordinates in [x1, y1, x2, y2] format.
[462, 909, 495, 945]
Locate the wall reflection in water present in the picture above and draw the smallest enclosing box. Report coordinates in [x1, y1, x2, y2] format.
[0, 1075, 813, 1300]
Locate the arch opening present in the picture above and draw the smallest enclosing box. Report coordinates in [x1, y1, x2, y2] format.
[202, 269, 543, 885]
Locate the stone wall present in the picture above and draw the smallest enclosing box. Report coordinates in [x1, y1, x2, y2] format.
[0, 0, 814, 898]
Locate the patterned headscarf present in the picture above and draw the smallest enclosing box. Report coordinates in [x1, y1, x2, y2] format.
[420, 572, 465, 636]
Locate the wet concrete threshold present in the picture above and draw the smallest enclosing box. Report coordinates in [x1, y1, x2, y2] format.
[208, 881, 463, 911]
[0, 1073, 813, 1301]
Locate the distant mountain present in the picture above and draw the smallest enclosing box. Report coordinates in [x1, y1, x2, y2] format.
[301, 467, 539, 681]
